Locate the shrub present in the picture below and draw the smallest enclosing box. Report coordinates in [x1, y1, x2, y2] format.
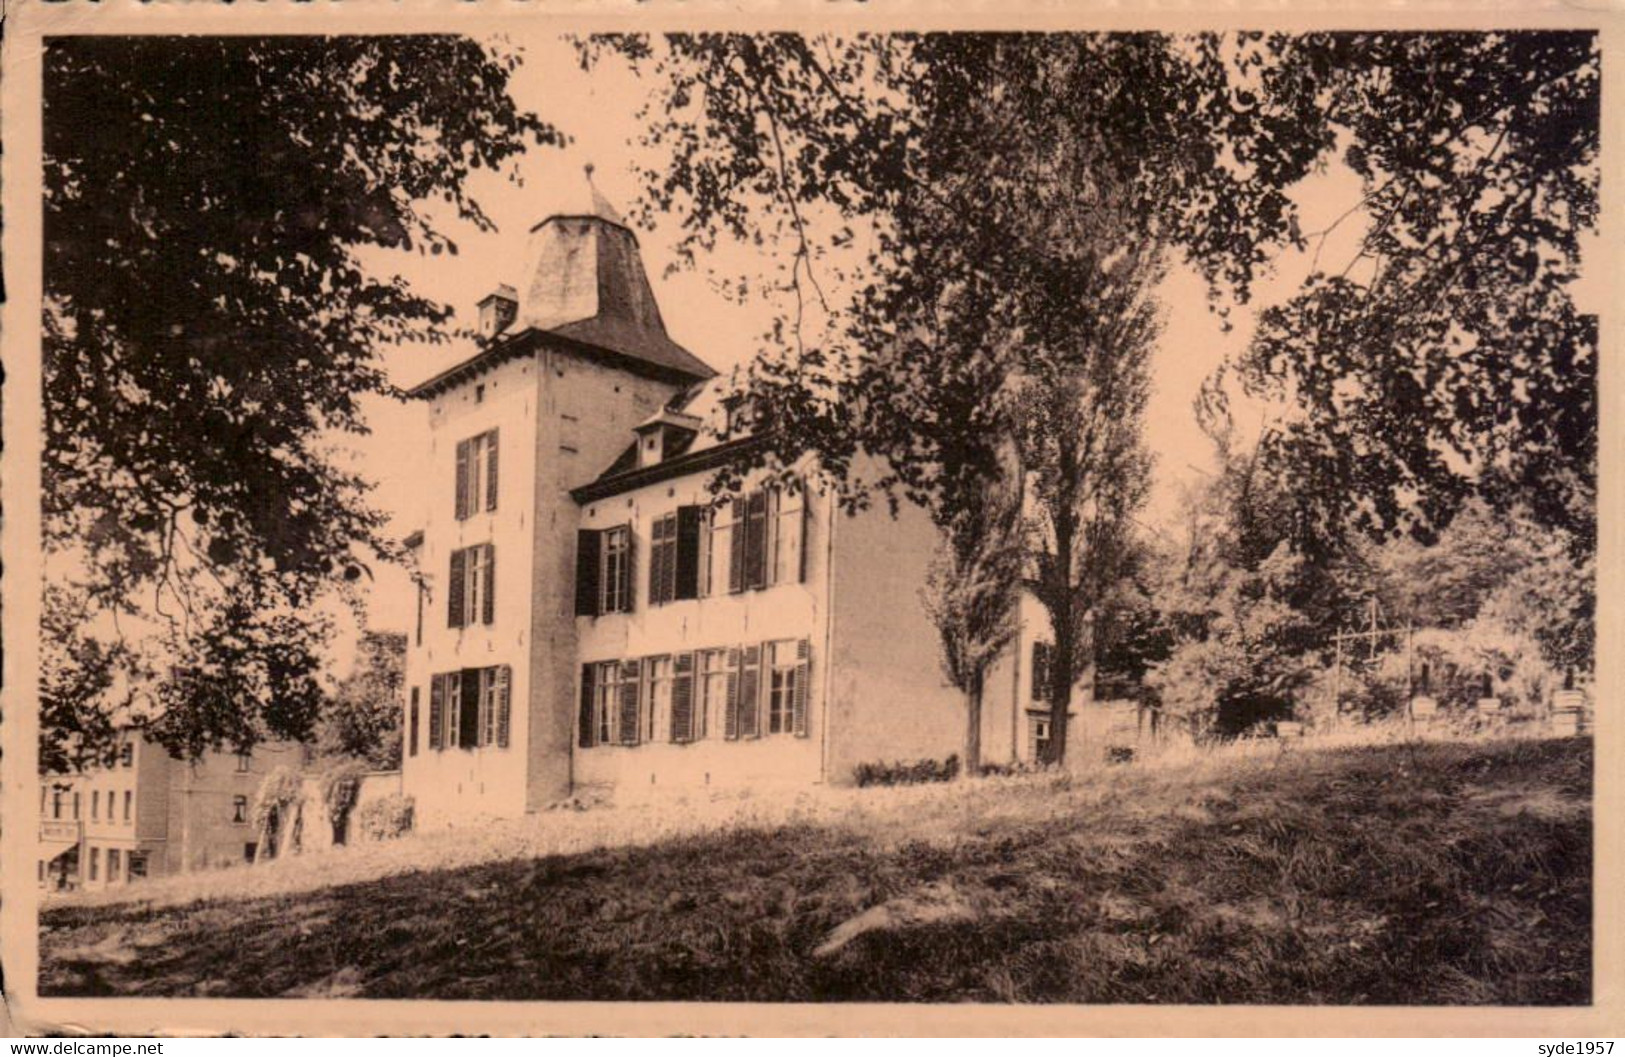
[356, 793, 414, 842]
[319, 760, 368, 844]
[976, 759, 1050, 778]
[853, 754, 960, 787]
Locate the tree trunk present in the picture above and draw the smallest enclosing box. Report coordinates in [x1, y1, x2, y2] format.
[1046, 516, 1077, 767]
[963, 673, 984, 777]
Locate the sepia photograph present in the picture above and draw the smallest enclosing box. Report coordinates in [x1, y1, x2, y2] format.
[1, 1, 1615, 1036]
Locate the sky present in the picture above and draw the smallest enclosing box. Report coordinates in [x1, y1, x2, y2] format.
[336, 32, 1595, 639]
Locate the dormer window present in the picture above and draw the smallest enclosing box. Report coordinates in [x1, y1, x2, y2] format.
[476, 285, 518, 340]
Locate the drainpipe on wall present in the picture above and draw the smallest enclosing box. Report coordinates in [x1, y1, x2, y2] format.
[818, 484, 838, 785]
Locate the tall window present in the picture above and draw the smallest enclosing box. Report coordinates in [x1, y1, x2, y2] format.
[698, 649, 730, 740]
[455, 429, 499, 519]
[233, 796, 248, 824]
[769, 486, 805, 586]
[123, 790, 132, 823]
[92, 790, 100, 820]
[766, 640, 801, 735]
[600, 527, 630, 614]
[72, 792, 80, 820]
[236, 751, 251, 772]
[120, 743, 134, 768]
[591, 661, 623, 746]
[108, 849, 121, 883]
[644, 656, 673, 744]
[449, 543, 495, 628]
[89, 847, 100, 881]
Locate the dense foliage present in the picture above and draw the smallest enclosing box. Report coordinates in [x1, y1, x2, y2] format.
[42, 37, 556, 769]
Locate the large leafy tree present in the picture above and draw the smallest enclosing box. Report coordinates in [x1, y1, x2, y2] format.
[585, 32, 1598, 756]
[1230, 32, 1599, 553]
[42, 36, 557, 769]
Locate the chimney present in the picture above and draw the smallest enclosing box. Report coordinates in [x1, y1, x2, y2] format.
[477, 284, 519, 340]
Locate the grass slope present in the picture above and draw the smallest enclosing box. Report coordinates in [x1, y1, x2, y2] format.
[40, 737, 1590, 1004]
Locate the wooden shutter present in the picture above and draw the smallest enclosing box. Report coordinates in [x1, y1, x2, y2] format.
[662, 517, 679, 603]
[482, 544, 496, 625]
[728, 497, 747, 594]
[738, 644, 762, 739]
[675, 506, 703, 600]
[670, 652, 696, 743]
[793, 638, 811, 738]
[496, 666, 512, 748]
[724, 647, 742, 740]
[459, 668, 482, 750]
[455, 438, 470, 520]
[796, 482, 810, 583]
[428, 676, 444, 750]
[409, 688, 420, 757]
[578, 664, 596, 748]
[574, 530, 601, 616]
[448, 548, 467, 628]
[619, 522, 636, 612]
[619, 660, 642, 746]
[485, 431, 499, 512]
[744, 491, 768, 590]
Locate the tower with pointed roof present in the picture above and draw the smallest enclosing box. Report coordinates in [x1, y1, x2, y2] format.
[403, 170, 714, 820]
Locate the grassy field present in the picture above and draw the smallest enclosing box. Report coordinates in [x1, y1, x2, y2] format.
[39, 735, 1590, 1003]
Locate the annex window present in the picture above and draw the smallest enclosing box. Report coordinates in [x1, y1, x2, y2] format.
[1029, 714, 1052, 761]
[52, 789, 62, 820]
[1031, 641, 1054, 702]
[108, 849, 121, 883]
[123, 790, 132, 823]
[236, 751, 251, 773]
[72, 791, 80, 820]
[89, 847, 100, 881]
[233, 796, 248, 824]
[120, 743, 134, 768]
[92, 790, 100, 820]
[448, 543, 496, 628]
[454, 429, 500, 519]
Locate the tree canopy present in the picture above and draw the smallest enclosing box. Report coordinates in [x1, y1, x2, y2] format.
[42, 36, 556, 769]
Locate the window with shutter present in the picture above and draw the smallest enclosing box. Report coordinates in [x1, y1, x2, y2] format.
[675, 506, 703, 599]
[480, 668, 498, 747]
[600, 526, 631, 613]
[448, 549, 467, 628]
[458, 667, 482, 750]
[766, 639, 803, 735]
[698, 648, 728, 740]
[409, 688, 420, 757]
[496, 666, 512, 748]
[428, 675, 445, 750]
[618, 660, 642, 746]
[645, 656, 673, 743]
[455, 438, 470, 519]
[738, 644, 762, 738]
[595, 661, 620, 745]
[793, 638, 811, 738]
[671, 652, 696, 742]
[649, 514, 679, 606]
[575, 530, 601, 616]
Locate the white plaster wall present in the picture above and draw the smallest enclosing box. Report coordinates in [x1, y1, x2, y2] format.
[572, 464, 830, 793]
